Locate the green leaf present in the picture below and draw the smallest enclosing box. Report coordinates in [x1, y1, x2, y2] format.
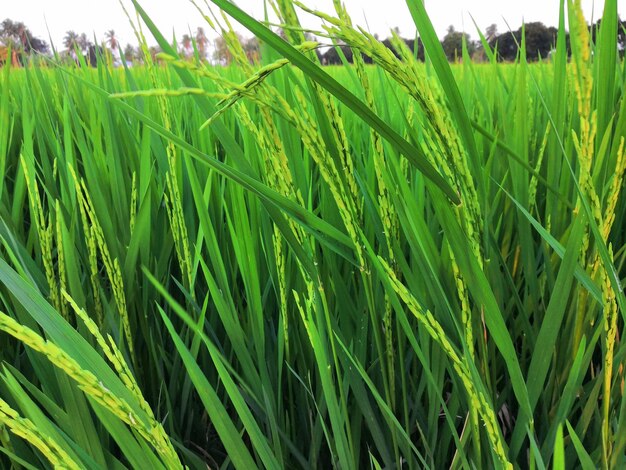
[170, 0, 461, 204]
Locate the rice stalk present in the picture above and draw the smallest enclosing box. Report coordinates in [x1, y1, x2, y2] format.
[0, 397, 81, 470]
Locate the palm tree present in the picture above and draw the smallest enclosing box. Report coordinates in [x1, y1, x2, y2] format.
[63, 30, 79, 56]
[78, 33, 90, 53]
[105, 30, 118, 52]
[195, 27, 209, 61]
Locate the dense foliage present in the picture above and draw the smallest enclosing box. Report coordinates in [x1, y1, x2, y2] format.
[0, 0, 625, 468]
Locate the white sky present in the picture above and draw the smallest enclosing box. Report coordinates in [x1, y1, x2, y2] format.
[3, 0, 623, 51]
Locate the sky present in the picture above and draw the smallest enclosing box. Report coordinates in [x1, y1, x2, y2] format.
[3, 0, 624, 52]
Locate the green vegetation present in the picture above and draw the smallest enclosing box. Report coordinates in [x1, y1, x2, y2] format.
[0, 0, 625, 468]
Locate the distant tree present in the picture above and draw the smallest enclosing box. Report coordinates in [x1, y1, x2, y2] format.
[441, 25, 474, 62]
[547, 26, 559, 44]
[196, 27, 209, 61]
[105, 30, 118, 52]
[63, 30, 79, 56]
[491, 22, 556, 62]
[471, 24, 498, 62]
[78, 33, 90, 52]
[492, 30, 518, 61]
[123, 43, 135, 63]
[132, 45, 145, 64]
[485, 23, 498, 41]
[212, 33, 259, 65]
[404, 37, 426, 61]
[213, 35, 232, 65]
[0, 19, 48, 55]
[86, 44, 104, 66]
[181, 33, 192, 58]
[149, 45, 162, 63]
[320, 33, 426, 65]
[380, 36, 426, 62]
[243, 37, 260, 63]
[321, 42, 353, 65]
[590, 18, 604, 44]
[524, 22, 554, 59]
[276, 28, 289, 41]
[591, 18, 626, 56]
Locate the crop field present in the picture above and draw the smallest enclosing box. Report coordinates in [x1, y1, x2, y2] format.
[0, 0, 625, 468]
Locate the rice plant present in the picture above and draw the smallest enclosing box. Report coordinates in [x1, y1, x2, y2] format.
[0, 0, 625, 468]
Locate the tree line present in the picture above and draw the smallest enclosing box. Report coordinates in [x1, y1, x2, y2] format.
[2, 17, 626, 67]
[0, 20, 242, 66]
[321, 21, 626, 64]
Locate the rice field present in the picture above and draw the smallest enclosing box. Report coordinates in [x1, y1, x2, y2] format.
[0, 0, 625, 468]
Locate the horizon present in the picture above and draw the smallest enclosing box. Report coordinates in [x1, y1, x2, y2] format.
[3, 0, 623, 53]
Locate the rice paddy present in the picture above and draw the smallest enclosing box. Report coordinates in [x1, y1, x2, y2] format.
[0, 0, 625, 468]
